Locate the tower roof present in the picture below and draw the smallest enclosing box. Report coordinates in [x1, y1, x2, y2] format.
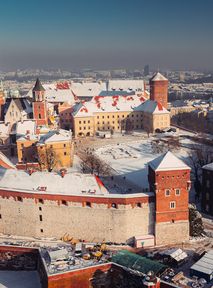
[149, 151, 190, 172]
[150, 72, 168, 82]
[33, 78, 45, 92]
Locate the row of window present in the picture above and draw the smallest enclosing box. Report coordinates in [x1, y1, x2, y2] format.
[15, 197, 144, 208]
[96, 114, 142, 119]
[79, 120, 91, 124]
[165, 189, 180, 196]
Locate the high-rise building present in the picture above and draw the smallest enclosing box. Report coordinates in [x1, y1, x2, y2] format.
[144, 65, 149, 76]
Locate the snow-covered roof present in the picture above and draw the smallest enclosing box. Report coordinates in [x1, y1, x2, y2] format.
[39, 129, 72, 144]
[107, 79, 145, 92]
[150, 72, 168, 81]
[0, 122, 10, 137]
[149, 151, 190, 171]
[27, 83, 77, 104]
[72, 95, 147, 118]
[71, 82, 105, 97]
[0, 168, 108, 196]
[136, 100, 169, 114]
[16, 120, 36, 136]
[202, 162, 213, 171]
[0, 152, 16, 169]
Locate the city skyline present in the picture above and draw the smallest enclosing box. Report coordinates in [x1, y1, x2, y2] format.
[0, 0, 212, 71]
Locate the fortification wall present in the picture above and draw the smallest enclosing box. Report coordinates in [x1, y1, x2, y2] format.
[0, 190, 155, 243]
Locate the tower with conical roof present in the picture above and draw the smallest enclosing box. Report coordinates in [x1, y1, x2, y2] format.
[148, 151, 191, 245]
[149, 72, 168, 109]
[32, 78, 48, 126]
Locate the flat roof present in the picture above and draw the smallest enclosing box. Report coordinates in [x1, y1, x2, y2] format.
[190, 250, 213, 275]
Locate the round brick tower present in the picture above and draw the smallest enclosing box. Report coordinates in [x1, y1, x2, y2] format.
[149, 72, 168, 109]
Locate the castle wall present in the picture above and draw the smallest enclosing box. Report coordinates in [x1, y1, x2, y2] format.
[155, 221, 189, 245]
[0, 190, 155, 243]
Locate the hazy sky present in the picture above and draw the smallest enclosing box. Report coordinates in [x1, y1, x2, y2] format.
[0, 0, 212, 71]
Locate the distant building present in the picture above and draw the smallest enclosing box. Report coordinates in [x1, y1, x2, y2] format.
[144, 65, 149, 76]
[201, 163, 213, 215]
[4, 98, 32, 126]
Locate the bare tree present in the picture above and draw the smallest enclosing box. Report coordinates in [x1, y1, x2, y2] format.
[80, 149, 112, 176]
[38, 147, 58, 172]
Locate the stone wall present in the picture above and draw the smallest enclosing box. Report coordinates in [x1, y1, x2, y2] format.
[155, 221, 189, 245]
[0, 192, 155, 243]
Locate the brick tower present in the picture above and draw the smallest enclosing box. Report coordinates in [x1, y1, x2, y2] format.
[0, 80, 5, 120]
[32, 78, 48, 126]
[149, 72, 168, 109]
[148, 151, 191, 245]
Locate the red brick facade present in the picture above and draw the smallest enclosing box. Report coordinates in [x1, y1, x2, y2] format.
[150, 80, 168, 109]
[33, 101, 48, 126]
[148, 166, 190, 224]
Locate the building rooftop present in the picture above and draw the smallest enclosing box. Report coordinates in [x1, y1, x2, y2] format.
[72, 94, 148, 117]
[16, 120, 36, 137]
[136, 100, 169, 114]
[148, 151, 190, 172]
[150, 72, 168, 82]
[190, 250, 213, 276]
[0, 168, 108, 196]
[202, 162, 213, 171]
[32, 78, 45, 92]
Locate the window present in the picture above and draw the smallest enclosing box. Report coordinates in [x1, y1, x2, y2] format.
[88, 120, 90, 123]
[107, 116, 109, 119]
[165, 189, 170, 196]
[39, 207, 42, 211]
[39, 199, 44, 204]
[84, 127, 86, 130]
[83, 121, 86, 124]
[62, 200, 68, 206]
[175, 189, 180, 196]
[39, 215, 43, 221]
[136, 203, 141, 208]
[0, 214, 1, 219]
[206, 193, 210, 201]
[64, 144, 66, 147]
[102, 116, 104, 119]
[97, 116, 99, 119]
[21, 143, 24, 148]
[64, 152, 67, 156]
[50, 145, 53, 148]
[111, 203, 117, 209]
[79, 121, 81, 124]
[86, 201, 91, 207]
[40, 229, 43, 233]
[17, 196, 23, 202]
[38, 114, 41, 119]
[170, 201, 176, 209]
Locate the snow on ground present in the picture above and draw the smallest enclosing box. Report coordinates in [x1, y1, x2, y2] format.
[0, 271, 41, 288]
[96, 138, 191, 191]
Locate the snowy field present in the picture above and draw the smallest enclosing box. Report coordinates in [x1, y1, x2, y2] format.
[96, 138, 191, 190]
[0, 271, 41, 288]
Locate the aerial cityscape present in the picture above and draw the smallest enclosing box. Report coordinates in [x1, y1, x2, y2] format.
[0, 0, 213, 287]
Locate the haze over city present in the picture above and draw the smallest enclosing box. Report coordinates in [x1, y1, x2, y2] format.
[0, 0, 213, 71]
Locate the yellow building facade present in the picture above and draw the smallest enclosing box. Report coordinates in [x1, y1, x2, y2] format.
[72, 96, 170, 137]
[16, 130, 74, 170]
